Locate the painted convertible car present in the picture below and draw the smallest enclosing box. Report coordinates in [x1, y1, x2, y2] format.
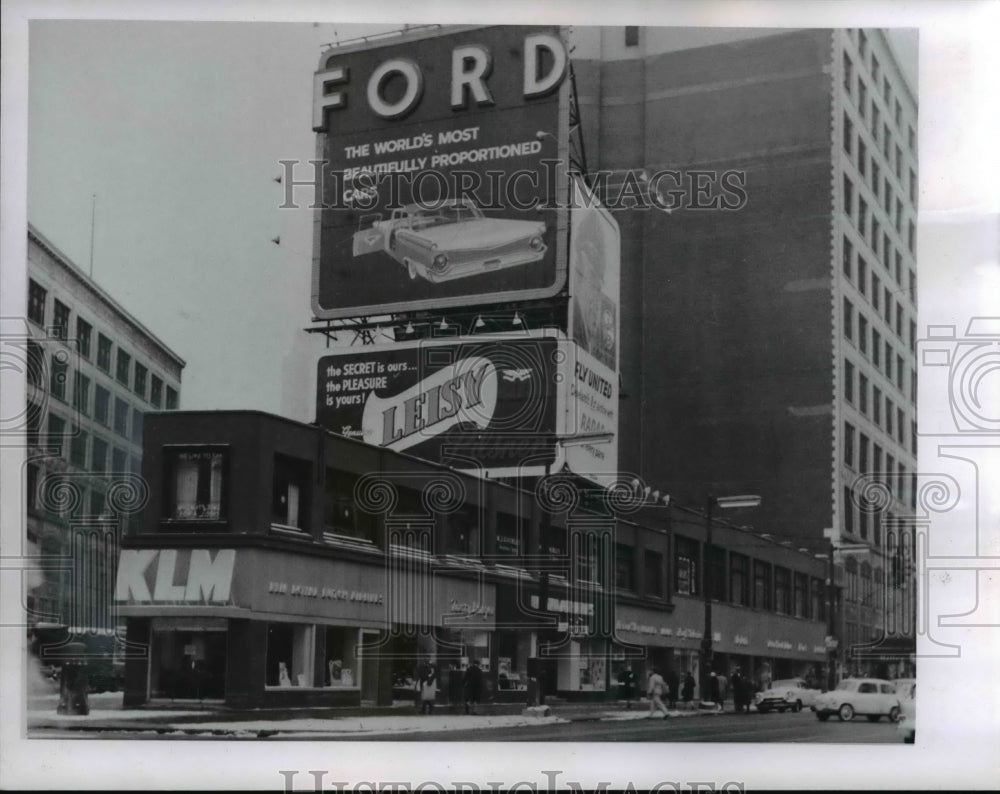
[352, 200, 547, 283]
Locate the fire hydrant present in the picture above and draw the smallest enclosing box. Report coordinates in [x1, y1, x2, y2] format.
[56, 643, 89, 715]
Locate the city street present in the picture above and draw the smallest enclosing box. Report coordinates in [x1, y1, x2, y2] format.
[351, 710, 902, 743]
[27, 691, 903, 743]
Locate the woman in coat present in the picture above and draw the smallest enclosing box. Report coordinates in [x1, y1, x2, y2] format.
[418, 662, 438, 715]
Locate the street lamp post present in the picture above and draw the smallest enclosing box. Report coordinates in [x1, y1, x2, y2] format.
[699, 494, 761, 704]
[820, 528, 870, 690]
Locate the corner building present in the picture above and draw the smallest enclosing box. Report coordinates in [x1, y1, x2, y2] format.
[572, 27, 918, 675]
[116, 410, 827, 707]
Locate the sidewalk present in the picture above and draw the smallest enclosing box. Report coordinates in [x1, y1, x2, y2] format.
[27, 693, 729, 738]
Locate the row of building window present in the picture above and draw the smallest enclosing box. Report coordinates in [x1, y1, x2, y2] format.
[842, 174, 916, 285]
[842, 296, 913, 402]
[842, 109, 915, 206]
[27, 279, 178, 409]
[843, 32, 916, 155]
[157, 447, 826, 622]
[843, 421, 916, 508]
[26, 461, 139, 518]
[842, 236, 917, 356]
[842, 359, 915, 456]
[841, 161, 917, 287]
[27, 355, 149, 446]
[28, 406, 144, 474]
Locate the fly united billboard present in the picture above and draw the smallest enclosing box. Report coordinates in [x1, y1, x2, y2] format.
[316, 332, 566, 475]
[565, 176, 621, 485]
[312, 25, 569, 319]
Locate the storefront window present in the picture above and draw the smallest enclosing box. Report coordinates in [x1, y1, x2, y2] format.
[495, 512, 521, 557]
[675, 536, 699, 596]
[323, 627, 360, 687]
[577, 639, 606, 691]
[811, 577, 825, 621]
[614, 543, 635, 591]
[266, 623, 315, 688]
[644, 549, 664, 598]
[544, 521, 566, 557]
[496, 630, 530, 691]
[707, 545, 726, 601]
[729, 552, 749, 606]
[574, 531, 599, 583]
[774, 566, 791, 614]
[753, 560, 771, 610]
[444, 508, 479, 557]
[164, 447, 227, 521]
[794, 572, 808, 617]
[324, 468, 377, 543]
[272, 454, 311, 531]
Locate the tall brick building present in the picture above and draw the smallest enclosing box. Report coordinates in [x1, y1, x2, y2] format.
[572, 27, 917, 674]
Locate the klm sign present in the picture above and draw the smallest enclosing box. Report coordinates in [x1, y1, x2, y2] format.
[115, 549, 236, 604]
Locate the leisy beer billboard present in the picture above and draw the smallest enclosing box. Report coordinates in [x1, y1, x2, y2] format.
[311, 25, 570, 319]
[315, 332, 566, 475]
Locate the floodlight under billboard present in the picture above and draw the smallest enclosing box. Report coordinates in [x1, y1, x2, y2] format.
[311, 25, 570, 320]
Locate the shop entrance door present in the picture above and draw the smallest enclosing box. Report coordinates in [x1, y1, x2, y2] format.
[361, 630, 379, 701]
[150, 627, 226, 700]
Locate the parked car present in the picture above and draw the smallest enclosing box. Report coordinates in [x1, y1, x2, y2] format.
[812, 678, 901, 722]
[895, 679, 916, 743]
[352, 200, 547, 283]
[754, 678, 819, 713]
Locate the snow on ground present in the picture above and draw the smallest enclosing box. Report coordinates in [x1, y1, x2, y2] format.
[28, 709, 214, 721]
[166, 714, 568, 736]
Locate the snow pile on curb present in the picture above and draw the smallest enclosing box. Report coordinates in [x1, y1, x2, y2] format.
[166, 713, 568, 737]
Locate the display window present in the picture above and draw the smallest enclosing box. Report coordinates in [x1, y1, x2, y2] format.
[324, 627, 360, 688]
[266, 623, 315, 688]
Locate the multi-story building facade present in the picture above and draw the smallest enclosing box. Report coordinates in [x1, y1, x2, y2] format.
[25, 224, 184, 650]
[571, 27, 917, 677]
[116, 410, 828, 707]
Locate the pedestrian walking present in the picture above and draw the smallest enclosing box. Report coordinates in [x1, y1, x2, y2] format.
[709, 671, 721, 710]
[418, 661, 438, 715]
[682, 671, 695, 707]
[716, 672, 728, 711]
[732, 668, 748, 713]
[666, 667, 680, 710]
[463, 661, 483, 715]
[646, 668, 670, 719]
[617, 667, 636, 709]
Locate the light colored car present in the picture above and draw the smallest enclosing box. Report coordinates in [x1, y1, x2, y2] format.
[812, 677, 901, 722]
[895, 679, 916, 743]
[753, 678, 819, 713]
[352, 200, 547, 283]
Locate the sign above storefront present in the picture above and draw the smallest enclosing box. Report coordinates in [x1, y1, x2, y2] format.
[115, 549, 235, 605]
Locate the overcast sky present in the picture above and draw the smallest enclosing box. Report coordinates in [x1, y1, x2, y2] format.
[21, 15, 930, 424]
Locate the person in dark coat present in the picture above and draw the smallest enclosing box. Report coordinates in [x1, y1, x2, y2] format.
[732, 668, 747, 713]
[666, 668, 680, 710]
[682, 671, 695, 706]
[463, 661, 484, 715]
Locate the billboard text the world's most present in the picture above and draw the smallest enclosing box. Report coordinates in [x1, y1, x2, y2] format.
[311, 25, 570, 319]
